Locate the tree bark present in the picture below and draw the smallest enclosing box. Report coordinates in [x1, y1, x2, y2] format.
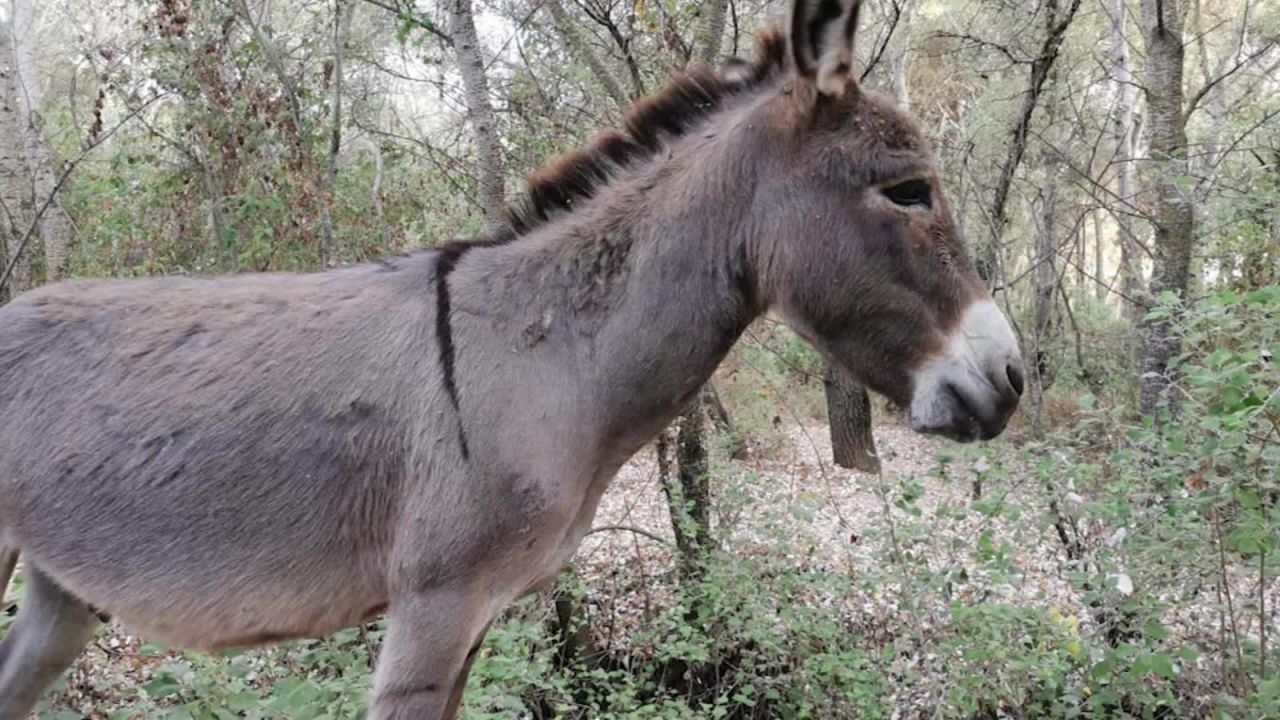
[1106, 0, 1145, 320]
[321, 0, 356, 264]
[543, 0, 629, 110]
[701, 382, 744, 459]
[691, 0, 730, 64]
[449, 0, 506, 231]
[890, 1, 917, 109]
[1030, 113, 1063, 433]
[0, 8, 31, 298]
[1094, 210, 1106, 302]
[191, 140, 236, 270]
[1033, 166, 1059, 348]
[824, 367, 880, 474]
[10, 0, 72, 282]
[1138, 0, 1195, 419]
[368, 137, 388, 247]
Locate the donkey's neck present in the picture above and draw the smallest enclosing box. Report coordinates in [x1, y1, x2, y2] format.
[449, 119, 767, 461]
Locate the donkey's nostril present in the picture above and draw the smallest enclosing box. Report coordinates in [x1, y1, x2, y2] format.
[1006, 362, 1026, 397]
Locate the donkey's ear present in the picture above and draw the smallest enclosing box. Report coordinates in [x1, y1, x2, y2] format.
[789, 0, 863, 96]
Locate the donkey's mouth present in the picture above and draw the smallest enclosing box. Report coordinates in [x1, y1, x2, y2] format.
[906, 299, 1023, 443]
[908, 381, 1007, 443]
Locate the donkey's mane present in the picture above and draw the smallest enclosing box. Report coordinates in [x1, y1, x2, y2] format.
[497, 27, 789, 241]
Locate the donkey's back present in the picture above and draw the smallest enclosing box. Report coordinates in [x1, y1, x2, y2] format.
[0, 257, 438, 650]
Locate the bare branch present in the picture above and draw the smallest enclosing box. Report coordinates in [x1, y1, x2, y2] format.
[359, 0, 453, 46]
[1185, 43, 1278, 121]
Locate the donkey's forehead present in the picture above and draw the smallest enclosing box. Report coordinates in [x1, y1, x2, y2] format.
[842, 91, 931, 153]
[797, 91, 938, 186]
[785, 87, 933, 160]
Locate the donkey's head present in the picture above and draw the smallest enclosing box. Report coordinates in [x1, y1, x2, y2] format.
[751, 0, 1023, 441]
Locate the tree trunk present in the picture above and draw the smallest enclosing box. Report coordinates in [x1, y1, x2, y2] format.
[449, 0, 506, 231]
[368, 137, 388, 247]
[1094, 210, 1106, 302]
[1138, 0, 1195, 419]
[1076, 223, 1086, 293]
[191, 140, 236, 271]
[890, 1, 918, 109]
[1033, 62, 1063, 387]
[0, 9, 31, 299]
[543, 0, 629, 109]
[701, 382, 744, 459]
[10, 0, 72, 282]
[1033, 166, 1059, 349]
[1030, 120, 1063, 433]
[1106, 0, 1145, 321]
[691, 0, 730, 64]
[824, 367, 880, 474]
[320, 0, 356, 265]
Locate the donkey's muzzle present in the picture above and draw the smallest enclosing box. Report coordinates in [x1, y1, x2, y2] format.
[907, 300, 1023, 443]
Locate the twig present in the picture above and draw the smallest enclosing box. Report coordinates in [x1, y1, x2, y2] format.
[1212, 506, 1251, 694]
[1184, 43, 1277, 122]
[860, 0, 902, 81]
[359, 0, 453, 46]
[741, 328, 822, 382]
[586, 525, 673, 547]
[1260, 544, 1267, 682]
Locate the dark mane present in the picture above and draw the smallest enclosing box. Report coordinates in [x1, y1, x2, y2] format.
[498, 27, 789, 241]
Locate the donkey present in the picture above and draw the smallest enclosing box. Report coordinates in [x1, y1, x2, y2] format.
[0, 1, 1023, 717]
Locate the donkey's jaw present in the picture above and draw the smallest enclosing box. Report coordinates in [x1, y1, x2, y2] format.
[907, 299, 1024, 442]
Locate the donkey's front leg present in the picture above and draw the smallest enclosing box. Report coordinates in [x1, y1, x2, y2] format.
[370, 587, 494, 720]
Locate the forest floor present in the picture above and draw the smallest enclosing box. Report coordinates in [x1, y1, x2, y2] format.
[574, 418, 1091, 665]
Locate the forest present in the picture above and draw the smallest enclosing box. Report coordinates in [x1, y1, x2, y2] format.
[1, 0, 1278, 717]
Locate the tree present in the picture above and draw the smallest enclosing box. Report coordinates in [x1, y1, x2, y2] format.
[322, 0, 357, 264]
[0, 4, 30, 298]
[8, 0, 73, 282]
[1138, 0, 1195, 418]
[824, 366, 880, 474]
[1105, 0, 1145, 320]
[1029, 70, 1064, 430]
[449, 0, 505, 231]
[823, 0, 920, 474]
[692, 0, 730, 63]
[542, 0, 629, 109]
[976, 0, 1083, 286]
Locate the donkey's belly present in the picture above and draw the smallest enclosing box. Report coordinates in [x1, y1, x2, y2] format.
[22, 525, 390, 652]
[9, 469, 393, 652]
[112, 580, 390, 653]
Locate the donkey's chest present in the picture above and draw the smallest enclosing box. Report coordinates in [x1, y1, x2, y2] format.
[515, 459, 628, 597]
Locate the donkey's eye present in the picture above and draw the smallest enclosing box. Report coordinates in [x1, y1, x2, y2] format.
[882, 179, 932, 209]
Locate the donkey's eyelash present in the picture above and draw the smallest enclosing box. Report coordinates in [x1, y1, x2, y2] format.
[882, 179, 932, 209]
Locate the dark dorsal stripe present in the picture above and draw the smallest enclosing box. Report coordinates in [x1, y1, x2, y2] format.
[433, 241, 475, 460]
